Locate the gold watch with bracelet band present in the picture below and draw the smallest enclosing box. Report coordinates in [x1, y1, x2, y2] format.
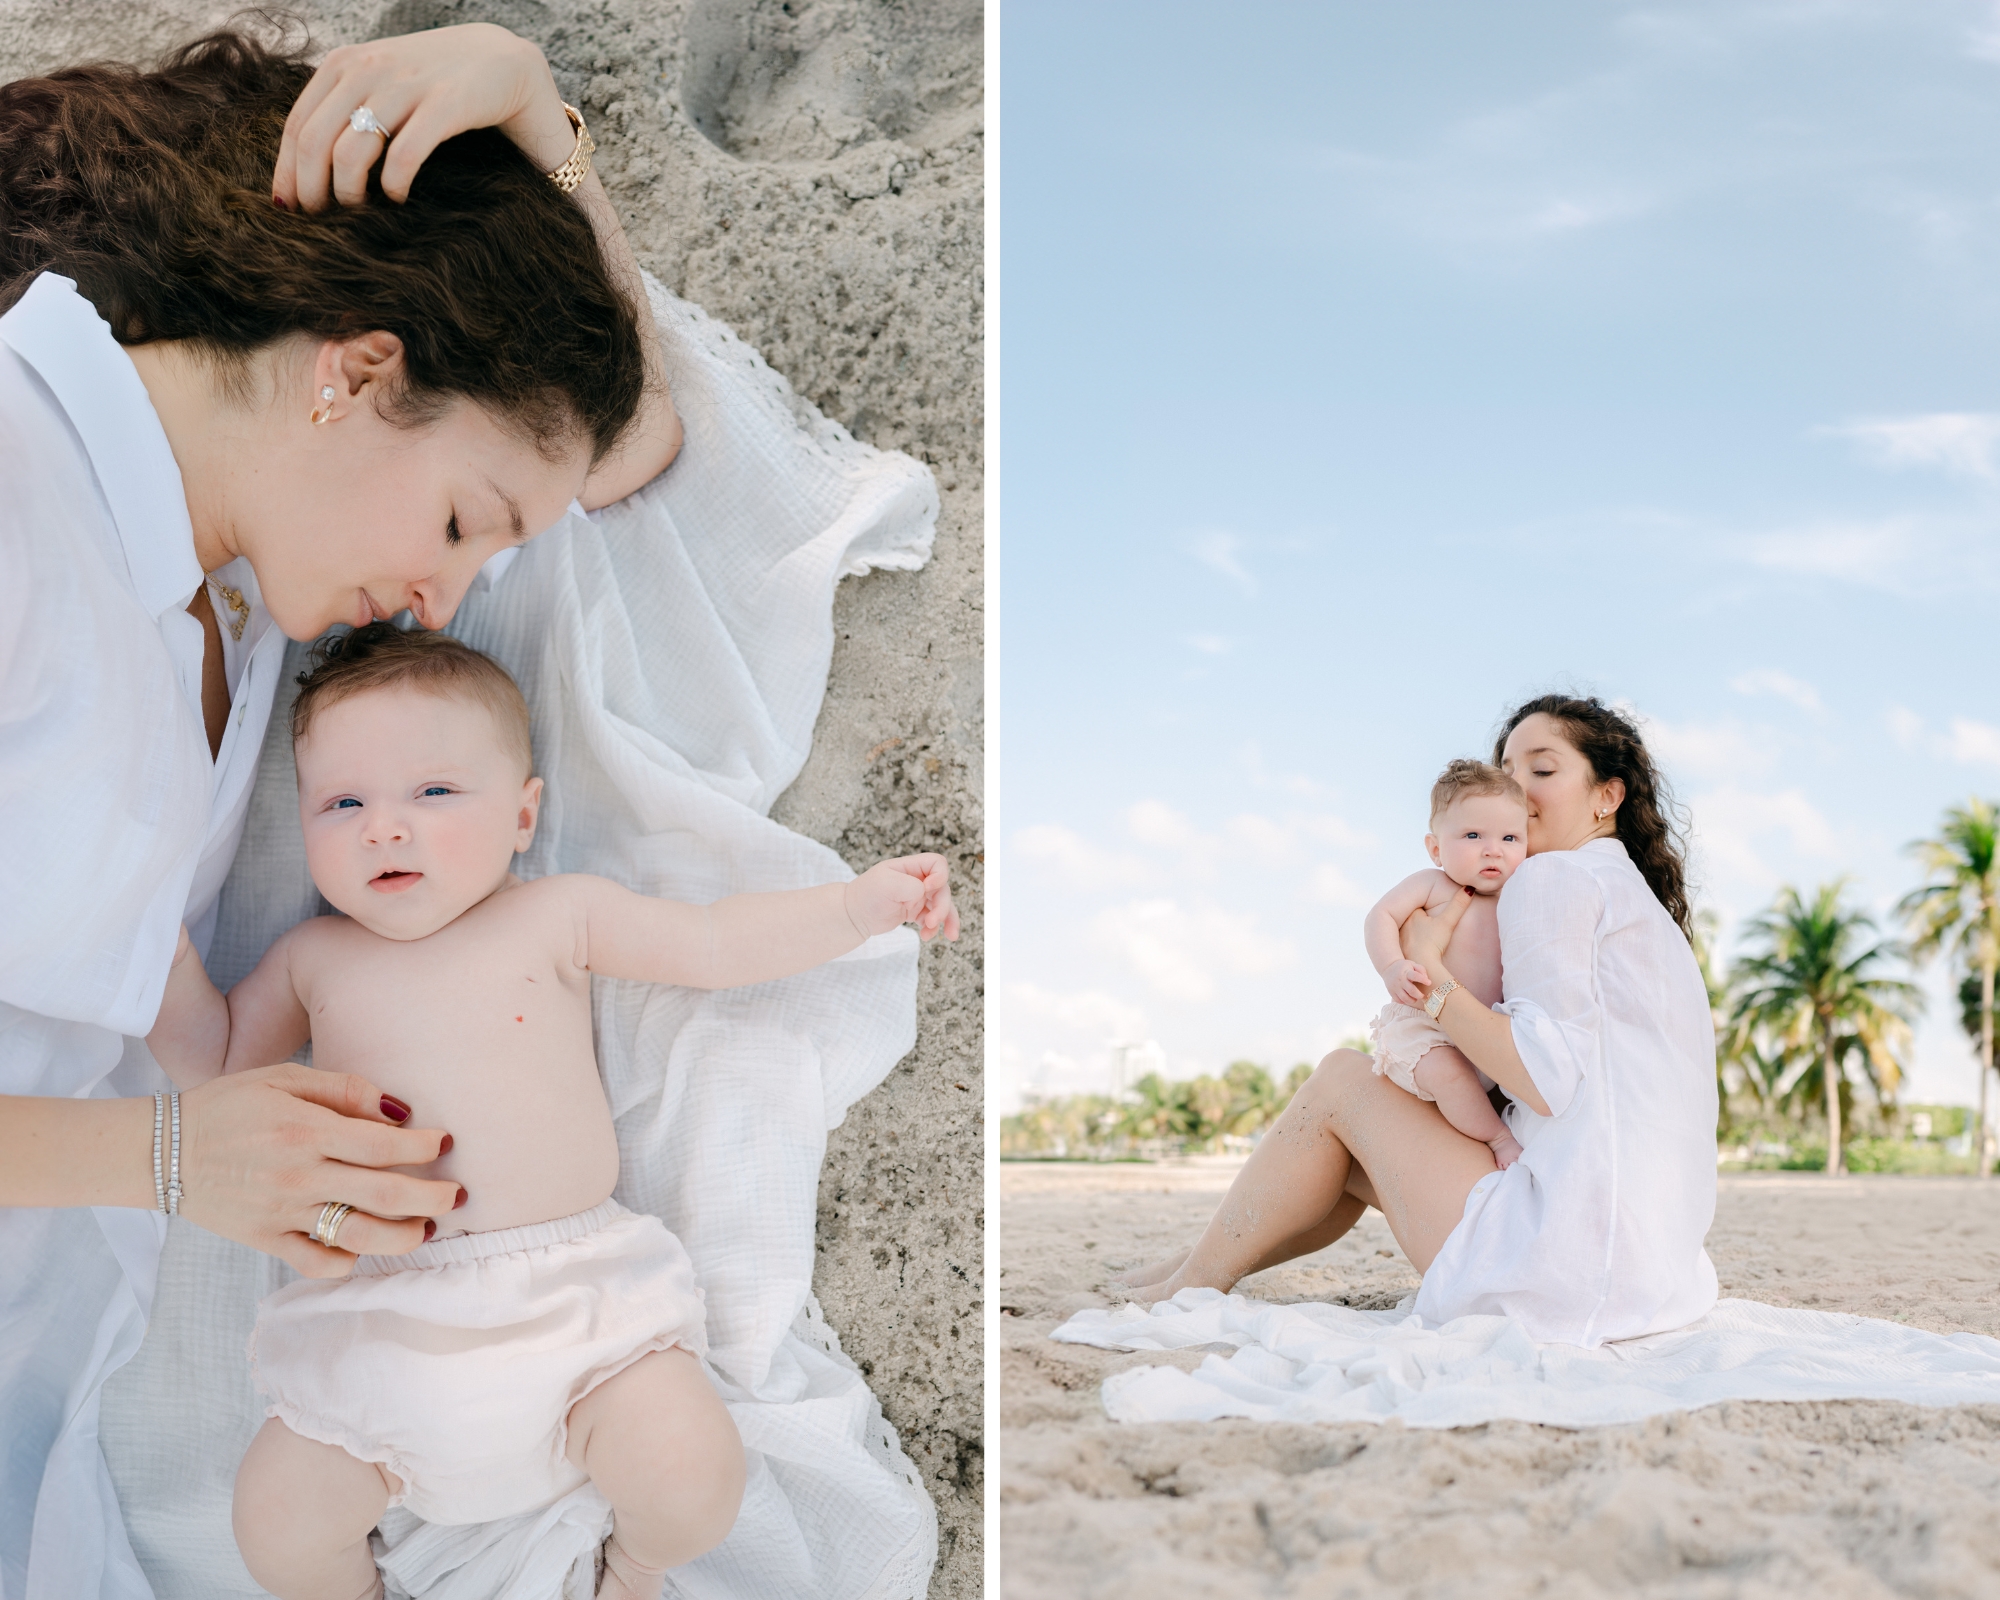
[1422, 977, 1459, 1022]
[545, 102, 596, 192]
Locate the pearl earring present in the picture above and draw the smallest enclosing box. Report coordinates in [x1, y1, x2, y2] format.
[309, 384, 337, 426]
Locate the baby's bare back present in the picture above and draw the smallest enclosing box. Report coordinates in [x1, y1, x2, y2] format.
[289, 879, 618, 1238]
[1418, 869, 1505, 1007]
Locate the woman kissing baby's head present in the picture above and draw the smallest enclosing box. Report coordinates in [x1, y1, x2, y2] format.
[289, 622, 542, 941]
[1424, 759, 1527, 896]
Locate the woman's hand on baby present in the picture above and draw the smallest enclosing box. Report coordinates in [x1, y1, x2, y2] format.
[176, 1066, 461, 1278]
[1400, 882, 1474, 974]
[843, 854, 960, 943]
[275, 24, 578, 211]
[1384, 959, 1431, 1007]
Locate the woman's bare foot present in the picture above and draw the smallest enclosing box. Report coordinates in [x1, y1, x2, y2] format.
[1489, 1132, 1523, 1169]
[1109, 1246, 1190, 1291]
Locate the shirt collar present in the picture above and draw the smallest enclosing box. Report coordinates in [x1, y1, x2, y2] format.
[0, 273, 201, 621]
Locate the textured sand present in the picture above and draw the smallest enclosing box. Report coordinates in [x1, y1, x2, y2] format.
[0, 2, 982, 1591]
[1002, 1163, 2000, 1598]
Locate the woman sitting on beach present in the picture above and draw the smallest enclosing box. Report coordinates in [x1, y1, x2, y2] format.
[1120, 694, 1719, 1348]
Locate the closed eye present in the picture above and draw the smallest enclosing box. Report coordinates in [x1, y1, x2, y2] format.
[446, 511, 462, 547]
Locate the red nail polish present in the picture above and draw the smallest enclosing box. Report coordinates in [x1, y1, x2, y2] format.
[272, 193, 287, 211]
[380, 1094, 411, 1123]
[423, 1219, 436, 1241]
[438, 1133, 454, 1155]
[453, 1186, 468, 1209]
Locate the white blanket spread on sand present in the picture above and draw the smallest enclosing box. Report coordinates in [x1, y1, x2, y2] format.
[1051, 1290, 2000, 1428]
[96, 274, 940, 1600]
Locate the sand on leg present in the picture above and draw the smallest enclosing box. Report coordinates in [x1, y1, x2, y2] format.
[232, 1417, 397, 1600]
[1133, 1049, 1495, 1302]
[1411, 1045, 1523, 1166]
[568, 1346, 746, 1599]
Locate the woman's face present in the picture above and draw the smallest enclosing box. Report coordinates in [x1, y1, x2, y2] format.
[1499, 713, 1623, 856]
[227, 378, 589, 642]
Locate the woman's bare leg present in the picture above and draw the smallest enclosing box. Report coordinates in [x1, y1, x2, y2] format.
[1114, 1191, 1369, 1290]
[1135, 1050, 1496, 1302]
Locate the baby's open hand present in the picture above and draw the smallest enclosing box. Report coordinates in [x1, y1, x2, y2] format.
[844, 854, 960, 943]
[1385, 959, 1430, 1007]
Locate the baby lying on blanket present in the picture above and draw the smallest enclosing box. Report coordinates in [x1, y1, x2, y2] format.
[147, 622, 957, 1600]
[1362, 759, 1526, 1168]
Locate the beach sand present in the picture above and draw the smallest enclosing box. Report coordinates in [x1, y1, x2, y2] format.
[0, 2, 982, 1591]
[1002, 1161, 2000, 1598]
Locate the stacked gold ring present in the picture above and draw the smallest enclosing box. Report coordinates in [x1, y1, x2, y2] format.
[314, 1201, 356, 1249]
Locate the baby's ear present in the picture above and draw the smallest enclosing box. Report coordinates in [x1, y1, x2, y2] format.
[1423, 832, 1442, 866]
[514, 775, 545, 853]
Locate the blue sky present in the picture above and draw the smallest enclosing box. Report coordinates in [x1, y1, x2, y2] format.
[997, 0, 2000, 1114]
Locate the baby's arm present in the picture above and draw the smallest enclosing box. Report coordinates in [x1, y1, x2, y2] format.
[145, 928, 312, 1088]
[573, 853, 957, 990]
[1364, 869, 1456, 1006]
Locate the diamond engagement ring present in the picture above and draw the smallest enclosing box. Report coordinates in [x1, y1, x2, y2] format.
[349, 105, 389, 140]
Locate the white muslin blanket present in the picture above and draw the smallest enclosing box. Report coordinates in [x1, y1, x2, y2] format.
[95, 274, 941, 1600]
[1051, 1290, 2000, 1428]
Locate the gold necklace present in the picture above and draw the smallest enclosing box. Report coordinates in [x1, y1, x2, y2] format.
[208, 579, 250, 642]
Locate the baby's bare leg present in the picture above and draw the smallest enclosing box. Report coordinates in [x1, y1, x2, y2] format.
[568, 1347, 746, 1599]
[1411, 1046, 1522, 1166]
[232, 1418, 396, 1600]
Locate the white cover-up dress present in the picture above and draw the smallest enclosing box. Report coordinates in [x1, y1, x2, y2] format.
[1412, 837, 1720, 1347]
[0, 273, 288, 1600]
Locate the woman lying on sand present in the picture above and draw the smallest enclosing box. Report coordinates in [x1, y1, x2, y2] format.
[1120, 694, 1719, 1348]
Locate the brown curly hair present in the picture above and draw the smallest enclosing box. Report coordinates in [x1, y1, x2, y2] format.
[1492, 694, 1694, 939]
[0, 21, 642, 464]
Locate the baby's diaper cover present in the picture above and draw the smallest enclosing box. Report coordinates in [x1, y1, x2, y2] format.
[249, 1198, 706, 1526]
[1368, 1002, 1461, 1101]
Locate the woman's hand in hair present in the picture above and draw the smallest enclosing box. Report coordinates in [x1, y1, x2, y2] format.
[275, 24, 578, 211]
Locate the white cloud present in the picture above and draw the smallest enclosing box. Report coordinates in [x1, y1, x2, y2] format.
[1946, 717, 2000, 767]
[1306, 862, 1369, 908]
[1125, 799, 1202, 852]
[1012, 823, 1155, 890]
[1873, 708, 2000, 768]
[1189, 531, 1255, 594]
[1742, 519, 1920, 587]
[1005, 982, 1149, 1043]
[1640, 712, 1777, 782]
[1829, 413, 2000, 480]
[1091, 898, 1297, 1002]
[1729, 669, 1825, 717]
[1184, 634, 1231, 656]
[1969, 1, 2000, 63]
[1686, 784, 1843, 904]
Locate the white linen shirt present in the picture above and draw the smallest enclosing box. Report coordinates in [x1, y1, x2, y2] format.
[1412, 838, 1720, 1348]
[0, 272, 285, 1600]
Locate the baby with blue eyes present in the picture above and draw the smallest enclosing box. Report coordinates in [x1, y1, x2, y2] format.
[1361, 759, 1528, 1169]
[146, 622, 957, 1600]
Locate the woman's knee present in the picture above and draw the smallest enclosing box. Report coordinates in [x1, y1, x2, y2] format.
[1303, 1047, 1374, 1103]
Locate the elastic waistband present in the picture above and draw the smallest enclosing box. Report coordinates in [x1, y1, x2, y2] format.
[353, 1198, 631, 1276]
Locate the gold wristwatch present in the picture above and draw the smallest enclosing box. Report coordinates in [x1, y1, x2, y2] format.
[545, 103, 596, 193]
[1423, 978, 1459, 1021]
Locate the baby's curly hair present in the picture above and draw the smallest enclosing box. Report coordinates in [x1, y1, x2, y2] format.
[1429, 758, 1524, 825]
[291, 623, 532, 776]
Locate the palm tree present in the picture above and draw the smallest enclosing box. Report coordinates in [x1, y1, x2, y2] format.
[1900, 800, 2000, 1177]
[1728, 881, 1921, 1174]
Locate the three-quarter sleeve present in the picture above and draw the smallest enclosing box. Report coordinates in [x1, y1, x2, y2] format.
[1493, 853, 1606, 1119]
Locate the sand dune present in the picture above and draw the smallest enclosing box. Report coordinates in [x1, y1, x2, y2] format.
[1002, 1162, 2000, 1598]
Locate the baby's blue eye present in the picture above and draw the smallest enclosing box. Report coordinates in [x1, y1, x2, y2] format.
[422, 786, 452, 797]
[333, 798, 361, 809]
